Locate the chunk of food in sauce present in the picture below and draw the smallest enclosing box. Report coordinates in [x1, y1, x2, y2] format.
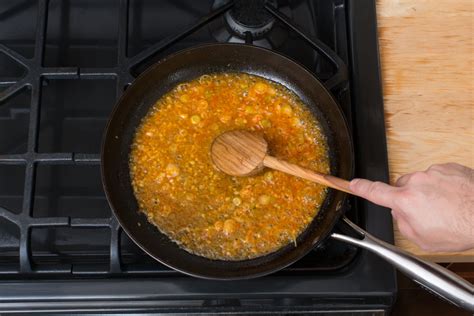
[129, 73, 330, 260]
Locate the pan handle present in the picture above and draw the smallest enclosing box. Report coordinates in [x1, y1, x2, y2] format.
[331, 217, 474, 311]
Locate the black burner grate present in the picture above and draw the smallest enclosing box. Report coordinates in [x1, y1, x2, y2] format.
[0, 0, 354, 276]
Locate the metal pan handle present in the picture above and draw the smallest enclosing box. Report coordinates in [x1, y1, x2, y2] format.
[331, 217, 474, 311]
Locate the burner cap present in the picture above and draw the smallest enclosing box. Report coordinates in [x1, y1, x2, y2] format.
[225, 0, 276, 38]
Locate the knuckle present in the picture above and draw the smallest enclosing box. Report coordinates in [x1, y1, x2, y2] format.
[428, 163, 468, 176]
[427, 164, 444, 174]
[368, 181, 383, 195]
[428, 164, 442, 171]
[367, 181, 378, 193]
[395, 175, 409, 186]
[443, 162, 461, 169]
[410, 171, 428, 182]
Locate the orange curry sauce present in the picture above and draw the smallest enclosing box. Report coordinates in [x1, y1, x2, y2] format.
[129, 73, 330, 260]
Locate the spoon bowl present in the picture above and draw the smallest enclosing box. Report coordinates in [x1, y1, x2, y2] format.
[211, 129, 354, 194]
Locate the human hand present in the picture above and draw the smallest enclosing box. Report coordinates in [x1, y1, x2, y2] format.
[349, 163, 474, 252]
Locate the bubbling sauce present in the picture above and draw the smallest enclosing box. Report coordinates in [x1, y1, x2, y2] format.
[130, 73, 330, 260]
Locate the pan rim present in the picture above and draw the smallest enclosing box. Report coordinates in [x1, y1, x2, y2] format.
[100, 42, 354, 279]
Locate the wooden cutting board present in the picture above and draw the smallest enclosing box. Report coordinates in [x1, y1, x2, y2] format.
[376, 0, 473, 262]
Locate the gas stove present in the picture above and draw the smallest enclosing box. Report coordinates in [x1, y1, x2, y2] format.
[0, 0, 396, 314]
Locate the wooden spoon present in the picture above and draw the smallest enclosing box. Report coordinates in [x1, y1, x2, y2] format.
[210, 129, 354, 194]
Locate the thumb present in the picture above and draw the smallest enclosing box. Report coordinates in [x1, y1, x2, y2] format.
[349, 178, 398, 208]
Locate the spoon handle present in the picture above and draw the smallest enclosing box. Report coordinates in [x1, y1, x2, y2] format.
[263, 156, 354, 194]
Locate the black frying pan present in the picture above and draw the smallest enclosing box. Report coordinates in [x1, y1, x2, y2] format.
[101, 44, 472, 310]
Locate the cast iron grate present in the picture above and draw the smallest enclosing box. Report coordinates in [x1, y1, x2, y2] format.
[0, 0, 351, 275]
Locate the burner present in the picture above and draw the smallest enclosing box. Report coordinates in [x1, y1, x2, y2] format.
[209, 0, 286, 49]
[225, 0, 275, 38]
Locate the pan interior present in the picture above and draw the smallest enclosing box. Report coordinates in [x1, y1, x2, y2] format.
[101, 44, 352, 279]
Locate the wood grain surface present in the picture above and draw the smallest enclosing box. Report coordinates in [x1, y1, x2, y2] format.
[376, 0, 473, 262]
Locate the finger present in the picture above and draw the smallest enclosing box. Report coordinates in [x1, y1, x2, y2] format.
[395, 173, 411, 187]
[428, 163, 471, 175]
[349, 178, 399, 208]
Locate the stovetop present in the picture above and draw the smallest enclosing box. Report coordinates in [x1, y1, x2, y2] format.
[0, 0, 396, 314]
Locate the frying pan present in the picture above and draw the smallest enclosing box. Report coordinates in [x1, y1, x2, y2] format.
[101, 43, 473, 311]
